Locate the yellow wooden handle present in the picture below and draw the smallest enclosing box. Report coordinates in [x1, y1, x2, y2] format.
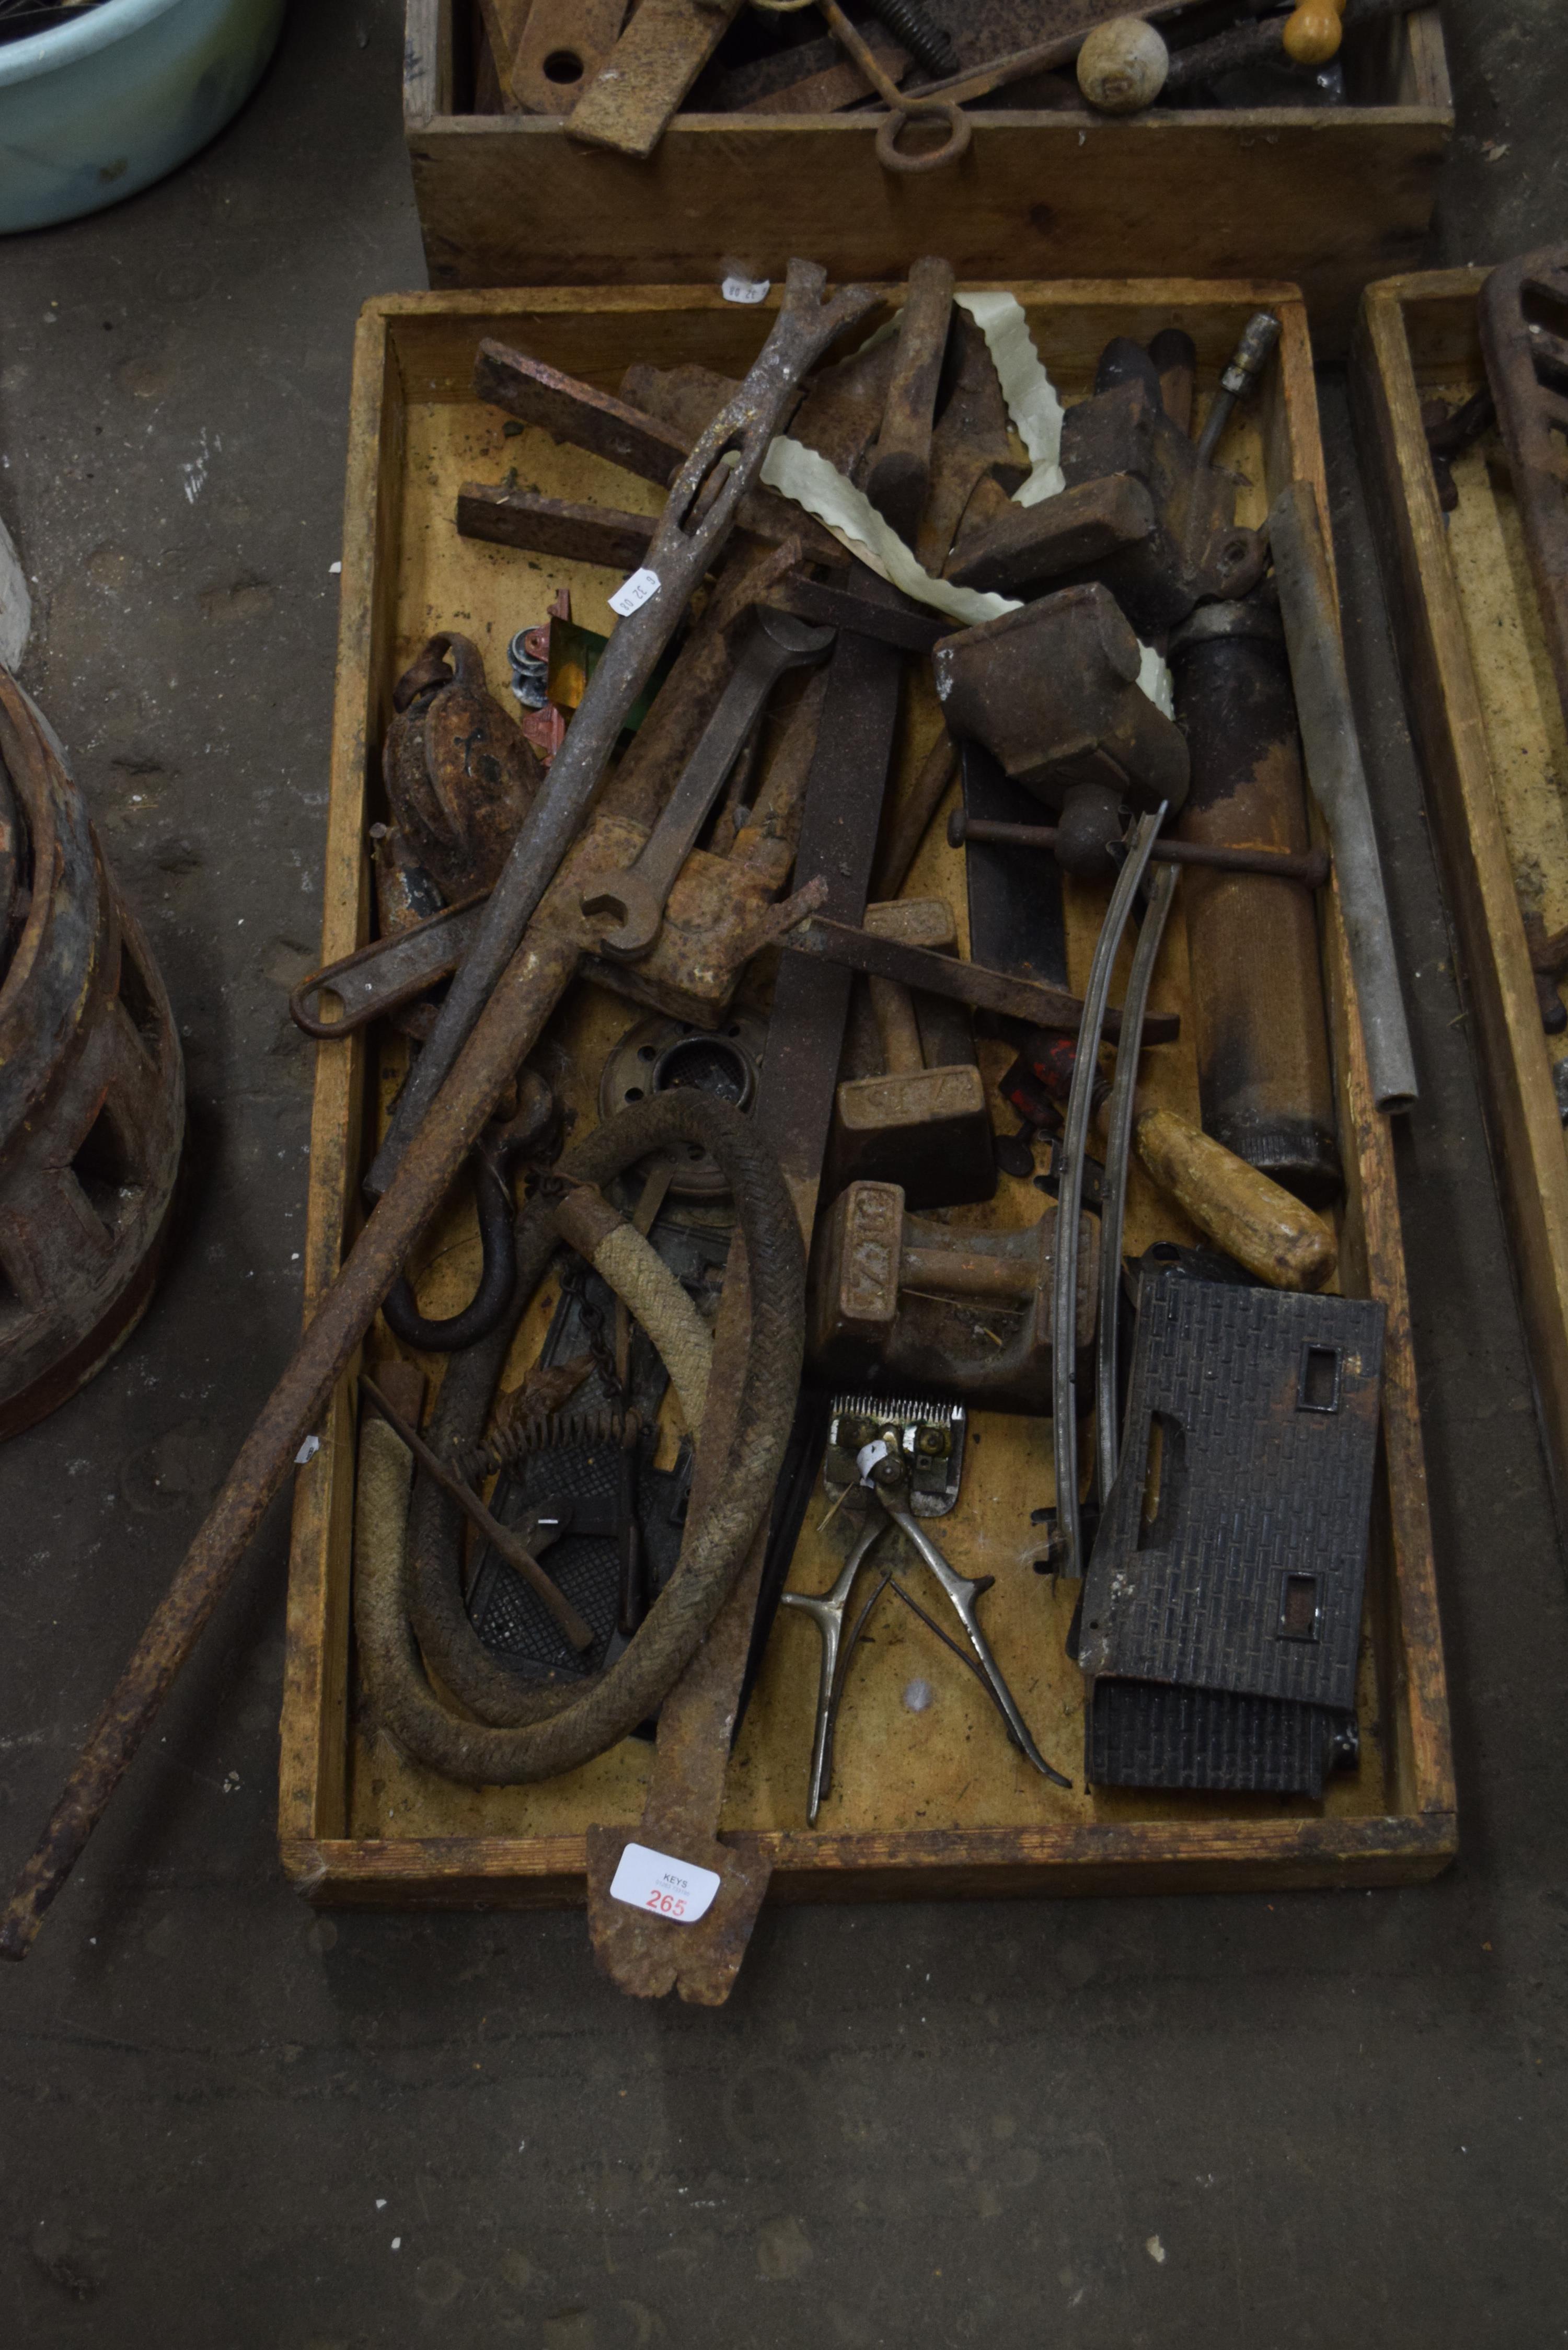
[1283, 0, 1346, 65]
[1133, 1107, 1338, 1291]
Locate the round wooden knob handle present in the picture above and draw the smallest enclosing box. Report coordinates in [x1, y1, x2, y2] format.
[1133, 1107, 1338, 1292]
[1283, 0, 1346, 66]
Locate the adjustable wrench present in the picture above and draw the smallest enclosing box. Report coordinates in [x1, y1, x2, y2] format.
[580, 606, 833, 961]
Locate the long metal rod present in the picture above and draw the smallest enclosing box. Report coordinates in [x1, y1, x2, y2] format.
[1051, 810, 1165, 1580]
[1094, 860, 1179, 1506]
[0, 922, 584, 1964]
[780, 913, 1177, 1042]
[1269, 480, 1418, 1114]
[948, 811, 1329, 890]
[359, 1375, 593, 1651]
[0, 265, 880, 1966]
[367, 261, 878, 1196]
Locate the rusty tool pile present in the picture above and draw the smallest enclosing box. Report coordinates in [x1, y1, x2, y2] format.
[471, 0, 1435, 164]
[1, 257, 1412, 2006]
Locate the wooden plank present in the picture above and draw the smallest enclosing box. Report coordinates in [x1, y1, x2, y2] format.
[1252, 304, 1452, 1823]
[1404, 5, 1451, 107]
[476, 0, 531, 111]
[279, 305, 398, 1845]
[403, 0, 448, 124]
[406, 108, 1449, 357]
[281, 279, 1454, 1909]
[280, 1812, 1457, 1906]
[1353, 273, 1568, 1530]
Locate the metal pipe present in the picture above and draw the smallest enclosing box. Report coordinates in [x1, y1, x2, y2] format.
[1268, 480, 1418, 1114]
[947, 809, 1329, 889]
[1050, 809, 1166, 1578]
[1094, 861, 1179, 1505]
[1168, 598, 1342, 1202]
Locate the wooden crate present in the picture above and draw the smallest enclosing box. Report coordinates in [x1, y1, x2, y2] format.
[279, 279, 1455, 1913]
[403, 1, 1450, 361]
[1353, 270, 1568, 1523]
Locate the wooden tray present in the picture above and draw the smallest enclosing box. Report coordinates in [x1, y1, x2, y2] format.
[279, 279, 1455, 1912]
[1353, 269, 1568, 1522]
[403, 2, 1450, 360]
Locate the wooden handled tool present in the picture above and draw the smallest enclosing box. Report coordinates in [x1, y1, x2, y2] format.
[866, 256, 955, 548]
[1129, 1106, 1339, 1292]
[1283, 0, 1347, 64]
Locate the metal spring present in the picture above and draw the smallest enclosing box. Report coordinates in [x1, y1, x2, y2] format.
[864, 0, 958, 77]
[455, 1406, 641, 1486]
[831, 1393, 958, 1430]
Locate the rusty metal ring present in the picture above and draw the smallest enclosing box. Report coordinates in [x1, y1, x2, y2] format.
[876, 100, 971, 174]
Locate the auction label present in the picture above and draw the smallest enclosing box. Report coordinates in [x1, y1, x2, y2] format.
[608, 567, 661, 617]
[608, 1841, 721, 1925]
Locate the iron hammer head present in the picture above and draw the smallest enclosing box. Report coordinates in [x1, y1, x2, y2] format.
[933, 583, 1190, 818]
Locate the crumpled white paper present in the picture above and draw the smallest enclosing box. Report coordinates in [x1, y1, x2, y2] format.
[760, 290, 1172, 709]
[954, 290, 1067, 506]
[760, 436, 1021, 630]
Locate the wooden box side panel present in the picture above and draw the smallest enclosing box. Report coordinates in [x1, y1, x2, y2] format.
[1352, 276, 1568, 1527]
[359, 278, 1310, 405]
[280, 311, 410, 1846]
[403, 117, 1445, 360]
[281, 1813, 1456, 1908]
[1254, 319, 1451, 1822]
[403, 5, 1449, 358]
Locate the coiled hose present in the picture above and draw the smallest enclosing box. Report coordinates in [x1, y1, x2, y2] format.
[354, 1092, 803, 1784]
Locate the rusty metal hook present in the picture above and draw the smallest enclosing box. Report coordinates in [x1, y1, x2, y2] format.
[750, 0, 972, 174]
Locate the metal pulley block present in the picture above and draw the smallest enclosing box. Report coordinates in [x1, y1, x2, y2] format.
[382, 631, 544, 902]
[0, 673, 183, 1439]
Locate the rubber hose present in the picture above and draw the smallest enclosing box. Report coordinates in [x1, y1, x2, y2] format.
[355, 1092, 803, 1784]
[548, 1181, 714, 1435]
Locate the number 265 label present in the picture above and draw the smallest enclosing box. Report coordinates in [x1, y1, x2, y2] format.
[608, 1841, 722, 1926]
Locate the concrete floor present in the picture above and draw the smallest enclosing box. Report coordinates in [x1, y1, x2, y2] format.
[2, 4, 1567, 2342]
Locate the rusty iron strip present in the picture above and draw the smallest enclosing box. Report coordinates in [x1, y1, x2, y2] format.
[567, 0, 746, 158]
[0, 263, 877, 1964]
[584, 607, 906, 2002]
[778, 911, 1180, 1044]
